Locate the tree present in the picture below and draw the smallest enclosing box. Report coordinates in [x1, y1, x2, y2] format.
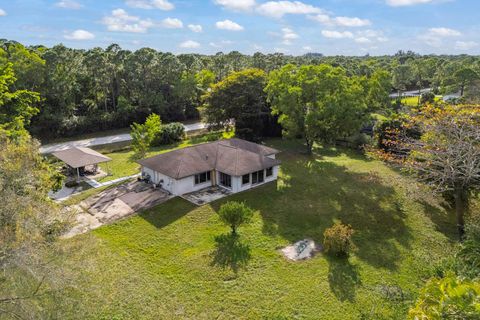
[455, 67, 479, 96]
[0, 136, 70, 318]
[217, 201, 254, 236]
[364, 69, 392, 111]
[130, 113, 162, 158]
[265, 64, 368, 153]
[408, 274, 480, 319]
[0, 48, 41, 142]
[382, 105, 480, 238]
[392, 63, 414, 98]
[202, 68, 272, 141]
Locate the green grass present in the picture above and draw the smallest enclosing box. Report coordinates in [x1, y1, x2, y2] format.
[401, 95, 443, 107]
[60, 139, 457, 319]
[96, 131, 233, 183]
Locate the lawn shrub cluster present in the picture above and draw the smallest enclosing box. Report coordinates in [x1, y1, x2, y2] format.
[323, 222, 355, 257]
[152, 122, 185, 146]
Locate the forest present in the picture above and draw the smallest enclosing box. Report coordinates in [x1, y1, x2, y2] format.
[1, 39, 480, 140]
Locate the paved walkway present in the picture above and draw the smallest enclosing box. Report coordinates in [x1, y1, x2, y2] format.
[40, 122, 206, 154]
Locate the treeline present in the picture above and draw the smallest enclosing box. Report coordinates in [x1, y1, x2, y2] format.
[1, 39, 479, 139]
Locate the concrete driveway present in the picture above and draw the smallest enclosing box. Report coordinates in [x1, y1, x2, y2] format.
[63, 181, 173, 238]
[40, 121, 206, 154]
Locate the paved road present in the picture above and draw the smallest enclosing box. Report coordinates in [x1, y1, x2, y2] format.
[389, 88, 432, 98]
[40, 122, 206, 154]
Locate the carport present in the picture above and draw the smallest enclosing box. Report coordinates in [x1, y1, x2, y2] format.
[52, 147, 112, 181]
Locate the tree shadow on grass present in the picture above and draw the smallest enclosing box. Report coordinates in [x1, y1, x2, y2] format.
[210, 233, 251, 274]
[140, 198, 195, 229]
[326, 255, 362, 302]
[213, 146, 414, 271]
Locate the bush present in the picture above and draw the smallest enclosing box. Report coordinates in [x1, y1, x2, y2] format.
[408, 274, 480, 320]
[420, 92, 435, 104]
[65, 180, 79, 188]
[323, 222, 355, 257]
[152, 122, 185, 146]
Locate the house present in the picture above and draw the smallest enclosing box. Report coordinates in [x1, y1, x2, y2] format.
[137, 138, 281, 195]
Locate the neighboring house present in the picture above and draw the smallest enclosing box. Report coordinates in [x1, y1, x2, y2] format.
[138, 138, 281, 195]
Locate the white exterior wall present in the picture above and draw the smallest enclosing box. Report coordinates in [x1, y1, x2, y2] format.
[174, 175, 212, 195]
[142, 166, 213, 195]
[142, 165, 279, 196]
[231, 165, 279, 193]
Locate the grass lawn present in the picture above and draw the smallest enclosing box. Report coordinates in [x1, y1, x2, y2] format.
[60, 138, 458, 319]
[401, 95, 443, 107]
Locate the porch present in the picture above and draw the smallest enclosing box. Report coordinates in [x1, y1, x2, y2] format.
[181, 186, 232, 206]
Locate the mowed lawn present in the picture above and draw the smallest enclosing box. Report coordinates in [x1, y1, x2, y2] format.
[63, 139, 457, 319]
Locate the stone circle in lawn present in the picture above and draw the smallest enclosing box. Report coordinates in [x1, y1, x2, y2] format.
[281, 239, 322, 261]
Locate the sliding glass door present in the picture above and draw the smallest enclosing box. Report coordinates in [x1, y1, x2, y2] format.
[218, 172, 232, 188]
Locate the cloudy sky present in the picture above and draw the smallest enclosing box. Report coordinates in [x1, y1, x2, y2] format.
[0, 0, 478, 55]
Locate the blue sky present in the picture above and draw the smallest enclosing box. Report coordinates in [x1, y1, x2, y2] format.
[0, 0, 478, 55]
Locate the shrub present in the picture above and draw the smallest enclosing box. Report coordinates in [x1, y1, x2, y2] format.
[152, 122, 185, 146]
[408, 274, 480, 320]
[420, 92, 435, 105]
[323, 222, 354, 257]
[65, 180, 79, 188]
[217, 201, 254, 235]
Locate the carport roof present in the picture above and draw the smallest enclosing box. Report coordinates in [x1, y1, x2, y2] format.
[52, 147, 111, 169]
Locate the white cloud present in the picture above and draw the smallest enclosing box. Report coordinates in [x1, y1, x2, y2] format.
[257, 1, 322, 18]
[125, 0, 174, 10]
[302, 46, 312, 51]
[281, 27, 298, 45]
[333, 16, 371, 27]
[309, 14, 370, 27]
[354, 37, 371, 43]
[188, 24, 203, 32]
[0, 9, 6, 16]
[102, 9, 154, 33]
[55, 0, 82, 9]
[216, 19, 244, 31]
[428, 27, 461, 37]
[321, 30, 354, 39]
[209, 40, 234, 48]
[64, 29, 95, 40]
[420, 27, 461, 47]
[386, 0, 433, 6]
[214, 0, 257, 11]
[161, 17, 183, 28]
[356, 29, 389, 42]
[455, 41, 478, 51]
[179, 40, 200, 48]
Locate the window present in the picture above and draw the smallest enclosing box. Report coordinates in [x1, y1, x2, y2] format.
[266, 167, 273, 177]
[252, 170, 264, 184]
[219, 172, 232, 188]
[242, 174, 250, 185]
[194, 171, 211, 185]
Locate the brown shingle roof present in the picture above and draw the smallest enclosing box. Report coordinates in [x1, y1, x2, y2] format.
[138, 139, 281, 179]
[52, 147, 111, 168]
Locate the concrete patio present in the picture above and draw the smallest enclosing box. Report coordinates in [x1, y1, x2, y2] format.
[181, 186, 232, 205]
[63, 181, 173, 237]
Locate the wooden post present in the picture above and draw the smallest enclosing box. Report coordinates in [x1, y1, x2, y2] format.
[76, 167, 80, 182]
